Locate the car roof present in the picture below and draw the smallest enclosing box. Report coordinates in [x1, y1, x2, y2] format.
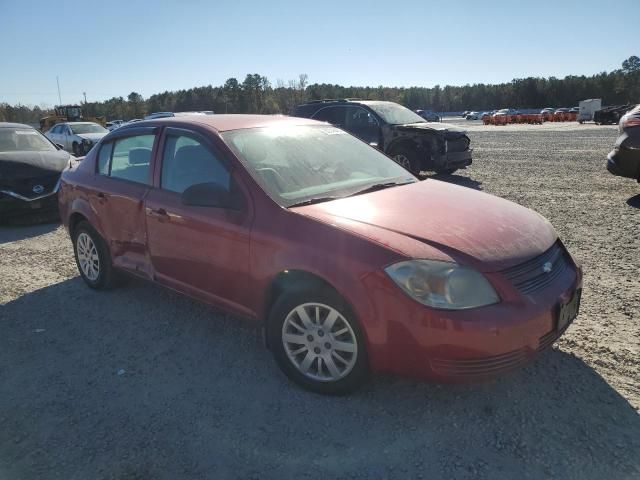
[0, 122, 34, 129]
[132, 114, 321, 132]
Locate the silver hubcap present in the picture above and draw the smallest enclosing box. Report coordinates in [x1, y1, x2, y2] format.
[394, 154, 412, 170]
[282, 303, 358, 382]
[76, 232, 100, 281]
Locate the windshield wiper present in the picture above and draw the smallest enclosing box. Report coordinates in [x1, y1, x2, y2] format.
[347, 180, 415, 197]
[287, 196, 340, 208]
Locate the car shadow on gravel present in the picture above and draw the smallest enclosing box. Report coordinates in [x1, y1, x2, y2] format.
[0, 221, 59, 244]
[1, 278, 639, 480]
[426, 172, 483, 190]
[626, 193, 640, 209]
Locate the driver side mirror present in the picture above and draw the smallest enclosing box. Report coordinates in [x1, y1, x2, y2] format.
[181, 182, 241, 210]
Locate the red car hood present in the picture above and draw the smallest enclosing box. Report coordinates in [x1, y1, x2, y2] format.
[291, 180, 557, 272]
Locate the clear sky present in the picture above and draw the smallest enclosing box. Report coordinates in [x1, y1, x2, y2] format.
[1, 0, 636, 106]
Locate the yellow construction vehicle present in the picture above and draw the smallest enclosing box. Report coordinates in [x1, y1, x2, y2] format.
[40, 105, 106, 131]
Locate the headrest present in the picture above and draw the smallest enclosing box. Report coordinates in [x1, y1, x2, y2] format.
[129, 148, 151, 165]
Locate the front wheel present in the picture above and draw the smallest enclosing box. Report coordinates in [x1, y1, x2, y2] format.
[388, 146, 421, 175]
[267, 289, 369, 394]
[72, 142, 82, 156]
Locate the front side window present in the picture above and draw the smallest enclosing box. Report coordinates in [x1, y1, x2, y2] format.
[222, 125, 415, 207]
[161, 133, 230, 194]
[98, 134, 154, 184]
[70, 123, 108, 135]
[344, 107, 378, 128]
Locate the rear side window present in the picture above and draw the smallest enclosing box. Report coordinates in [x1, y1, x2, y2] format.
[161, 133, 229, 194]
[97, 134, 154, 184]
[97, 143, 113, 175]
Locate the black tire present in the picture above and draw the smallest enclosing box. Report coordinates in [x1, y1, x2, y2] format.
[72, 221, 119, 289]
[267, 287, 369, 395]
[388, 145, 421, 175]
[72, 142, 82, 156]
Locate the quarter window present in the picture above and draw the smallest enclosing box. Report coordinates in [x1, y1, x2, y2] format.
[161, 134, 230, 194]
[97, 142, 113, 175]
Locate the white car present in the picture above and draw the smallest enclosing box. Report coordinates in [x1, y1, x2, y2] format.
[45, 122, 109, 156]
[465, 111, 481, 120]
[106, 120, 125, 131]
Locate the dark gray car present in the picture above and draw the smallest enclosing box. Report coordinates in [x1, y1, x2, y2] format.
[292, 100, 472, 175]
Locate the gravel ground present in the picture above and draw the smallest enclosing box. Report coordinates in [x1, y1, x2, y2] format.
[1, 120, 639, 479]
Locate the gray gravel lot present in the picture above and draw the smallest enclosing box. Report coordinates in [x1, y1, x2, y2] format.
[1, 120, 639, 479]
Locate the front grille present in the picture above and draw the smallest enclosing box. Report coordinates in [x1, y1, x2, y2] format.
[430, 347, 529, 377]
[446, 136, 470, 153]
[0, 173, 60, 198]
[501, 242, 571, 295]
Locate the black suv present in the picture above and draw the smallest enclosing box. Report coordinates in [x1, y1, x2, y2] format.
[293, 99, 472, 174]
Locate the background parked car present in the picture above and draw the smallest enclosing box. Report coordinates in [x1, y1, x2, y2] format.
[106, 120, 125, 131]
[607, 104, 640, 181]
[465, 112, 481, 120]
[45, 122, 109, 156]
[0, 122, 71, 221]
[415, 109, 440, 122]
[494, 108, 519, 116]
[293, 99, 472, 175]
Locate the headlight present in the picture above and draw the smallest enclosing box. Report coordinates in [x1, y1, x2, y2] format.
[384, 260, 499, 310]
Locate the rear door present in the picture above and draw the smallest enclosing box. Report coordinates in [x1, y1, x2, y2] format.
[144, 127, 253, 316]
[90, 127, 159, 276]
[61, 125, 73, 150]
[47, 125, 62, 144]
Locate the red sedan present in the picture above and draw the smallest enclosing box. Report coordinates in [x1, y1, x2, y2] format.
[58, 115, 582, 394]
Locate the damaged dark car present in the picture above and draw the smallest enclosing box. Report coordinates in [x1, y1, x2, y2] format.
[292, 99, 472, 175]
[0, 122, 72, 222]
[607, 104, 640, 182]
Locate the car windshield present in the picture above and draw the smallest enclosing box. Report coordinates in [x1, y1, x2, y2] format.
[365, 102, 427, 125]
[70, 123, 108, 134]
[222, 125, 416, 207]
[0, 128, 56, 153]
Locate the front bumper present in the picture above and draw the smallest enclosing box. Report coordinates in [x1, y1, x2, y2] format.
[432, 149, 473, 171]
[361, 249, 583, 382]
[0, 181, 61, 220]
[607, 146, 640, 181]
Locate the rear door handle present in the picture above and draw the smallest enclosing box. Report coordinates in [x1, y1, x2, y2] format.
[148, 207, 170, 221]
[96, 192, 107, 203]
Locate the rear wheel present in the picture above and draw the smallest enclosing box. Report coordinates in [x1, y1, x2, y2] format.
[72, 221, 119, 289]
[268, 288, 369, 394]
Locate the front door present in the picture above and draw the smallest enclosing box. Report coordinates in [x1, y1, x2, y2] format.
[144, 128, 253, 316]
[344, 106, 381, 147]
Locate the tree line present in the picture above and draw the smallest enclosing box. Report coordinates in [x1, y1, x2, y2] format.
[1, 56, 638, 124]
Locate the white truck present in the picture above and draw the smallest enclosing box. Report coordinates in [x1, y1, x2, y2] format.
[578, 99, 602, 123]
